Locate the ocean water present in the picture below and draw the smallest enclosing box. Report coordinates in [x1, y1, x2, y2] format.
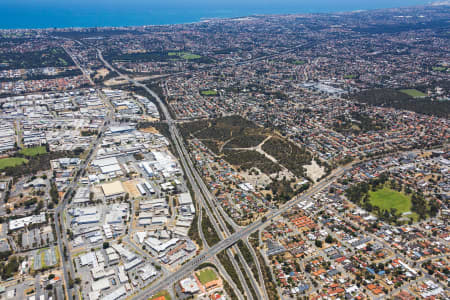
[0, 0, 432, 29]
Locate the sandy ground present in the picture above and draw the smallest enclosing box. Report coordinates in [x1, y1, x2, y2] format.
[142, 116, 160, 122]
[305, 160, 325, 182]
[239, 168, 272, 187]
[139, 126, 161, 134]
[270, 168, 296, 181]
[93, 68, 109, 79]
[123, 180, 141, 198]
[104, 75, 161, 86]
[103, 78, 128, 86]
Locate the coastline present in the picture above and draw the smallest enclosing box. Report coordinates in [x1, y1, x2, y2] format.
[0, 1, 438, 31]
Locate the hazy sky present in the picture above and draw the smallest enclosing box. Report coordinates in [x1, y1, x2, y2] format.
[3, 0, 432, 8]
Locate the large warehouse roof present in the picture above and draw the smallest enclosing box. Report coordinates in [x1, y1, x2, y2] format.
[101, 181, 125, 197]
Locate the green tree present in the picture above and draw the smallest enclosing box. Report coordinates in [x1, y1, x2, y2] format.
[315, 240, 323, 248]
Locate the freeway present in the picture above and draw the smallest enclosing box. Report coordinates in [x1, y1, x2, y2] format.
[130, 166, 347, 299]
[131, 39, 317, 82]
[156, 77, 259, 298]
[176, 130, 262, 298]
[245, 236, 269, 300]
[98, 51, 257, 298]
[98, 48, 348, 299]
[62, 45, 95, 86]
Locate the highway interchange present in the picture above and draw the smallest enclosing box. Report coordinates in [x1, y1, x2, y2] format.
[96, 48, 349, 299]
[45, 42, 352, 300]
[49, 47, 350, 300]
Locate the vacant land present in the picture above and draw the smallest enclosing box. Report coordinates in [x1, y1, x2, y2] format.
[181, 116, 312, 177]
[0, 157, 28, 170]
[304, 160, 325, 182]
[123, 180, 141, 198]
[369, 187, 412, 213]
[19, 146, 47, 157]
[93, 68, 110, 79]
[180, 115, 270, 152]
[262, 137, 311, 177]
[400, 89, 427, 98]
[180, 116, 281, 174]
[196, 268, 218, 285]
[223, 149, 281, 174]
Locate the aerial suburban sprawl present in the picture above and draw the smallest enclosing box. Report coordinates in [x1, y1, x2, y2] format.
[0, 2, 448, 300]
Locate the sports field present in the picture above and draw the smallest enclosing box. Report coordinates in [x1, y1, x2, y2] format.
[201, 90, 218, 96]
[369, 187, 411, 213]
[432, 66, 447, 72]
[0, 157, 28, 170]
[149, 290, 171, 300]
[168, 52, 201, 60]
[19, 146, 47, 157]
[400, 89, 426, 98]
[196, 268, 218, 285]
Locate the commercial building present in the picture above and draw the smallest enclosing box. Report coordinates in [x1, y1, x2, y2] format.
[101, 181, 125, 200]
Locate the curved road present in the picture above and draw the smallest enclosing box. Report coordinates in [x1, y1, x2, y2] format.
[98, 49, 349, 299]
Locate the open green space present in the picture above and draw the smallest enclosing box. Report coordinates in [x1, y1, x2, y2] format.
[180, 116, 311, 202]
[400, 89, 426, 98]
[432, 66, 447, 72]
[179, 116, 269, 149]
[0, 157, 28, 170]
[369, 187, 411, 213]
[105, 50, 213, 64]
[2, 150, 80, 179]
[19, 146, 47, 157]
[285, 58, 306, 65]
[333, 112, 386, 134]
[180, 116, 311, 177]
[196, 268, 218, 285]
[353, 88, 449, 118]
[168, 51, 201, 60]
[262, 137, 311, 177]
[0, 256, 21, 280]
[345, 177, 432, 223]
[200, 90, 218, 96]
[0, 47, 74, 70]
[201, 208, 221, 246]
[344, 74, 357, 79]
[179, 116, 281, 174]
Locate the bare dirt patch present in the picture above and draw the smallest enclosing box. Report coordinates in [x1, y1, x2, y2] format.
[305, 160, 325, 182]
[139, 126, 160, 134]
[93, 68, 109, 79]
[123, 180, 141, 198]
[239, 168, 273, 187]
[104, 75, 159, 86]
